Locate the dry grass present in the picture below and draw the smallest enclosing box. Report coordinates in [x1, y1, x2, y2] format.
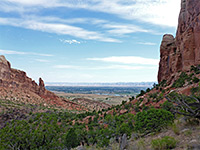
[55, 92, 129, 106]
[126, 117, 200, 150]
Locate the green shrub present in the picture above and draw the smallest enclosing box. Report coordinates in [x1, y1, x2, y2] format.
[124, 103, 133, 110]
[156, 93, 164, 103]
[151, 136, 177, 150]
[193, 77, 200, 83]
[149, 92, 158, 99]
[191, 87, 199, 95]
[191, 65, 200, 74]
[136, 90, 146, 98]
[159, 80, 167, 87]
[172, 72, 190, 88]
[153, 83, 159, 90]
[134, 105, 140, 112]
[118, 122, 132, 137]
[121, 100, 127, 105]
[142, 105, 149, 111]
[0, 113, 63, 149]
[65, 128, 80, 149]
[146, 88, 151, 93]
[161, 101, 174, 111]
[0, 108, 140, 149]
[171, 123, 180, 135]
[134, 108, 174, 134]
[161, 89, 165, 94]
[129, 96, 135, 101]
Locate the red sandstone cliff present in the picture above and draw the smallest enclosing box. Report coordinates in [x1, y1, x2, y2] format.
[0, 55, 86, 111]
[158, 0, 200, 84]
[0, 55, 58, 100]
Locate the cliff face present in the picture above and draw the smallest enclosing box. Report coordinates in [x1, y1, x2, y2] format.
[0, 55, 87, 110]
[0, 55, 58, 100]
[158, 0, 200, 83]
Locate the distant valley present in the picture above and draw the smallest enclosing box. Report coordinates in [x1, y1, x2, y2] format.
[46, 84, 152, 106]
[46, 82, 155, 87]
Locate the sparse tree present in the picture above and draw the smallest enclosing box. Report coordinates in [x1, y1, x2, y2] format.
[166, 94, 200, 119]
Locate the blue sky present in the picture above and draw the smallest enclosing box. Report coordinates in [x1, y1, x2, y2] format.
[0, 0, 181, 83]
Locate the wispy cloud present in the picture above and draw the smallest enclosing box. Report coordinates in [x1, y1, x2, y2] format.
[0, 0, 180, 27]
[103, 24, 150, 35]
[87, 56, 159, 65]
[0, 17, 120, 43]
[60, 39, 81, 44]
[0, 15, 150, 41]
[21, 15, 108, 26]
[0, 0, 178, 43]
[0, 49, 53, 56]
[138, 42, 157, 46]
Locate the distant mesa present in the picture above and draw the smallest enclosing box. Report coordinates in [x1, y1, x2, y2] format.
[46, 82, 155, 87]
[158, 0, 200, 85]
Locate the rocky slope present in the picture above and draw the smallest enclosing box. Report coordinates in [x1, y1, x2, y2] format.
[0, 55, 86, 111]
[72, 98, 110, 111]
[158, 0, 200, 85]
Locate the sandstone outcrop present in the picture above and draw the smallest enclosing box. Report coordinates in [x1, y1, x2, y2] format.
[158, 0, 200, 84]
[0, 55, 86, 110]
[0, 55, 58, 100]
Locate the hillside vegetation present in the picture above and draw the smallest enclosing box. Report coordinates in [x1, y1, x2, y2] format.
[1, 68, 200, 149]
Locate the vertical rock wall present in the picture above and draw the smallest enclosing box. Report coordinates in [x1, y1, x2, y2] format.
[158, 0, 200, 83]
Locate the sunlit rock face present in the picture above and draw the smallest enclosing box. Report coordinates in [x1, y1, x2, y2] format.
[158, 0, 200, 84]
[0, 55, 88, 110]
[0, 55, 59, 100]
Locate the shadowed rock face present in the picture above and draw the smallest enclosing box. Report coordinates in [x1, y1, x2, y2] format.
[158, 34, 176, 83]
[0, 55, 59, 100]
[158, 0, 200, 83]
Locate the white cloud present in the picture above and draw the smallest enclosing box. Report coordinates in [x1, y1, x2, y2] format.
[60, 39, 81, 44]
[87, 56, 159, 65]
[0, 15, 149, 40]
[0, 49, 26, 55]
[0, 49, 53, 56]
[2, 0, 59, 7]
[22, 15, 108, 25]
[0, 17, 120, 43]
[0, 0, 181, 27]
[0, 0, 180, 43]
[87, 0, 181, 27]
[103, 24, 150, 35]
[138, 42, 157, 46]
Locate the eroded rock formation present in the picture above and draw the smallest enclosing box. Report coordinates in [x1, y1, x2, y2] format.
[158, 0, 200, 84]
[0, 55, 58, 100]
[0, 55, 87, 110]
